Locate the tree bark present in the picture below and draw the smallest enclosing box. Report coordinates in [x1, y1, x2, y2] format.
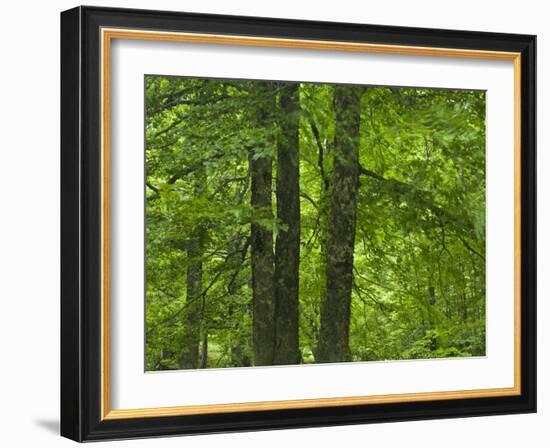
[180, 169, 206, 369]
[317, 85, 362, 363]
[227, 234, 253, 367]
[308, 116, 332, 362]
[179, 229, 204, 369]
[273, 83, 301, 365]
[249, 85, 276, 365]
[250, 151, 276, 365]
[199, 325, 208, 368]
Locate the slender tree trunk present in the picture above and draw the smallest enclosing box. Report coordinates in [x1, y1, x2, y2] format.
[250, 85, 276, 365]
[308, 114, 332, 362]
[428, 285, 438, 350]
[180, 169, 206, 369]
[273, 83, 301, 365]
[199, 288, 208, 368]
[317, 85, 362, 363]
[428, 285, 436, 306]
[180, 230, 204, 369]
[227, 180, 253, 367]
[199, 326, 208, 368]
[250, 152, 276, 365]
[227, 234, 252, 367]
[461, 291, 468, 323]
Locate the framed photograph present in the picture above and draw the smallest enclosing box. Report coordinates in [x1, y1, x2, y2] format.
[61, 6, 536, 442]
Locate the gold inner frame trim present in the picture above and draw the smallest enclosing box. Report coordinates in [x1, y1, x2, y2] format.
[100, 27, 522, 420]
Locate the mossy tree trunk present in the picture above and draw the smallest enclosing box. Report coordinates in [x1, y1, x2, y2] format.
[250, 84, 277, 365]
[180, 171, 206, 368]
[317, 85, 362, 363]
[274, 83, 301, 365]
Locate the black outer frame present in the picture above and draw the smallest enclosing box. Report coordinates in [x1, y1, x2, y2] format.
[60, 5, 536, 442]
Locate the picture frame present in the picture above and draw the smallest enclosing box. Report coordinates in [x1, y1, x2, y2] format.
[60, 5, 536, 442]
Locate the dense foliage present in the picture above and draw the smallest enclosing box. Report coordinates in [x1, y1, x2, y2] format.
[145, 76, 486, 371]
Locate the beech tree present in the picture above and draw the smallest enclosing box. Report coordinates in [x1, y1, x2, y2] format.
[249, 83, 277, 365]
[317, 85, 362, 363]
[274, 82, 301, 365]
[179, 178, 204, 368]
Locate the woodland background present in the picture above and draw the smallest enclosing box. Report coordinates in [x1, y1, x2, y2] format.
[145, 76, 486, 371]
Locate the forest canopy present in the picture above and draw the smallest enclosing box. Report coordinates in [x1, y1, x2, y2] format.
[145, 75, 486, 371]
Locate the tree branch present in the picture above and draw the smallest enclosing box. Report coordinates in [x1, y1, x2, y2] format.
[458, 235, 486, 261]
[300, 191, 318, 209]
[167, 153, 225, 184]
[358, 165, 473, 231]
[306, 116, 329, 189]
[146, 235, 250, 337]
[146, 182, 160, 195]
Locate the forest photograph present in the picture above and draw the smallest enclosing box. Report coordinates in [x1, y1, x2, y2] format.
[144, 75, 486, 371]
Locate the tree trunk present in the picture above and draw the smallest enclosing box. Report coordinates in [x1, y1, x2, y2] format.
[428, 285, 438, 350]
[179, 231, 203, 369]
[180, 170, 206, 369]
[462, 291, 468, 322]
[249, 85, 276, 365]
[308, 114, 332, 362]
[199, 326, 208, 368]
[227, 234, 253, 367]
[317, 85, 362, 363]
[273, 83, 301, 365]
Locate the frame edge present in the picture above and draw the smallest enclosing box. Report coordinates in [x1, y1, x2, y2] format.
[61, 5, 84, 442]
